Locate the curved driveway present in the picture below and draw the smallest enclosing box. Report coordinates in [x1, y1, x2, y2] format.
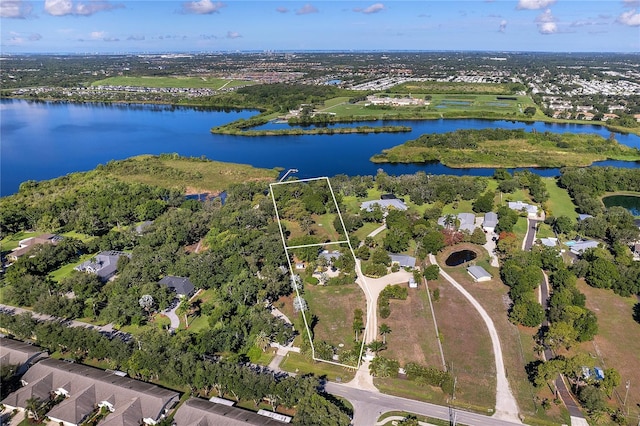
[428, 254, 521, 424]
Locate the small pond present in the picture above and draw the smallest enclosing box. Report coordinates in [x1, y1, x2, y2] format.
[445, 249, 477, 266]
[602, 195, 640, 216]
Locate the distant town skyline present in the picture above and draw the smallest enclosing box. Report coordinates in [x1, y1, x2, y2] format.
[1, 0, 639, 54]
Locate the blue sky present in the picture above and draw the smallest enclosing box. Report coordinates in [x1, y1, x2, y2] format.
[1, 0, 639, 53]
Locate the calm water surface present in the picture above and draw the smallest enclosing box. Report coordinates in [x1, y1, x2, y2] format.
[2, 99, 639, 196]
[602, 195, 640, 216]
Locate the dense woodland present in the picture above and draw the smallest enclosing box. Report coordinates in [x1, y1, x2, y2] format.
[1, 159, 639, 423]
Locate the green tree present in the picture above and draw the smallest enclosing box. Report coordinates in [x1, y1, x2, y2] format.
[368, 340, 386, 355]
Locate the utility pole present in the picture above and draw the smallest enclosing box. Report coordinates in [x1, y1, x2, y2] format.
[623, 379, 630, 415]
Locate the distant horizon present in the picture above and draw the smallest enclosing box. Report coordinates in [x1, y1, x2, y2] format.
[2, 49, 640, 56]
[2, 1, 639, 54]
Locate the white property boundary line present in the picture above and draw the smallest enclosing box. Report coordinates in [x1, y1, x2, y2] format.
[269, 176, 373, 370]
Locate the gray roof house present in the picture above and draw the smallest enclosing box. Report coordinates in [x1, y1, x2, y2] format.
[483, 212, 498, 232]
[438, 213, 477, 233]
[2, 358, 180, 426]
[174, 397, 289, 426]
[0, 337, 48, 377]
[389, 254, 416, 268]
[569, 240, 600, 255]
[74, 251, 131, 282]
[467, 265, 492, 282]
[159, 276, 196, 298]
[508, 201, 539, 217]
[360, 199, 408, 212]
[318, 250, 342, 262]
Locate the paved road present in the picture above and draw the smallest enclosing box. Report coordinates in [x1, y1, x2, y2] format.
[428, 255, 521, 423]
[326, 382, 523, 426]
[523, 218, 542, 251]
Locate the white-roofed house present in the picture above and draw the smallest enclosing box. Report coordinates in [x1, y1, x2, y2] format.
[483, 212, 498, 233]
[569, 240, 599, 255]
[467, 265, 492, 282]
[437, 213, 476, 233]
[507, 201, 539, 218]
[360, 199, 408, 212]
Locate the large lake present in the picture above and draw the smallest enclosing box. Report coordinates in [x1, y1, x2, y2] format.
[2, 98, 639, 196]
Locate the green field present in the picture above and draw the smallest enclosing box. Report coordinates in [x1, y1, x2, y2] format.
[543, 177, 578, 220]
[389, 81, 522, 95]
[279, 352, 356, 382]
[92, 76, 254, 90]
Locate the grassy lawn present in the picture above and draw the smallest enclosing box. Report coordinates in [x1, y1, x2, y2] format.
[543, 177, 578, 220]
[377, 288, 443, 368]
[577, 280, 640, 419]
[92, 76, 255, 89]
[375, 376, 450, 407]
[427, 266, 496, 412]
[48, 254, 95, 282]
[1, 231, 39, 252]
[304, 284, 366, 352]
[279, 352, 355, 382]
[513, 216, 529, 243]
[352, 221, 383, 241]
[434, 244, 567, 424]
[60, 230, 96, 243]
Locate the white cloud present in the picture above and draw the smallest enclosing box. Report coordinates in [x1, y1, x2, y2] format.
[623, 0, 640, 7]
[535, 8, 557, 33]
[226, 31, 241, 39]
[354, 3, 385, 14]
[276, 6, 288, 13]
[296, 4, 318, 15]
[517, 0, 556, 10]
[538, 21, 557, 33]
[617, 9, 640, 25]
[45, 0, 73, 16]
[535, 8, 554, 22]
[45, 0, 123, 16]
[181, 0, 225, 14]
[1, 0, 33, 18]
[499, 19, 507, 32]
[90, 31, 106, 39]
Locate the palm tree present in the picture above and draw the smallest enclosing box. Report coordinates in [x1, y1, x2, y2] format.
[25, 397, 43, 422]
[255, 331, 271, 352]
[176, 298, 191, 328]
[368, 340, 386, 355]
[379, 323, 391, 344]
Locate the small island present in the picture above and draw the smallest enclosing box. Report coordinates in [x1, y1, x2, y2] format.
[370, 128, 640, 168]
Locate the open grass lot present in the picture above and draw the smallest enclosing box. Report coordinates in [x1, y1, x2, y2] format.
[543, 178, 578, 220]
[377, 288, 443, 368]
[434, 243, 561, 422]
[279, 352, 355, 382]
[577, 280, 640, 419]
[374, 376, 449, 407]
[109, 155, 278, 194]
[304, 284, 366, 352]
[427, 262, 497, 412]
[92, 76, 255, 89]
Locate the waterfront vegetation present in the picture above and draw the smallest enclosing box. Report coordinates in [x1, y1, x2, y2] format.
[370, 128, 640, 168]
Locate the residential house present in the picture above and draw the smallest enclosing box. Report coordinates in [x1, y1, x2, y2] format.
[568, 240, 599, 255]
[0, 337, 48, 377]
[2, 358, 180, 426]
[7, 233, 63, 262]
[389, 254, 416, 269]
[173, 397, 289, 426]
[632, 243, 640, 261]
[483, 212, 498, 233]
[318, 250, 341, 263]
[159, 276, 196, 298]
[540, 237, 558, 247]
[578, 214, 593, 221]
[360, 199, 408, 212]
[74, 251, 131, 282]
[467, 265, 492, 282]
[507, 201, 539, 217]
[437, 213, 476, 233]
